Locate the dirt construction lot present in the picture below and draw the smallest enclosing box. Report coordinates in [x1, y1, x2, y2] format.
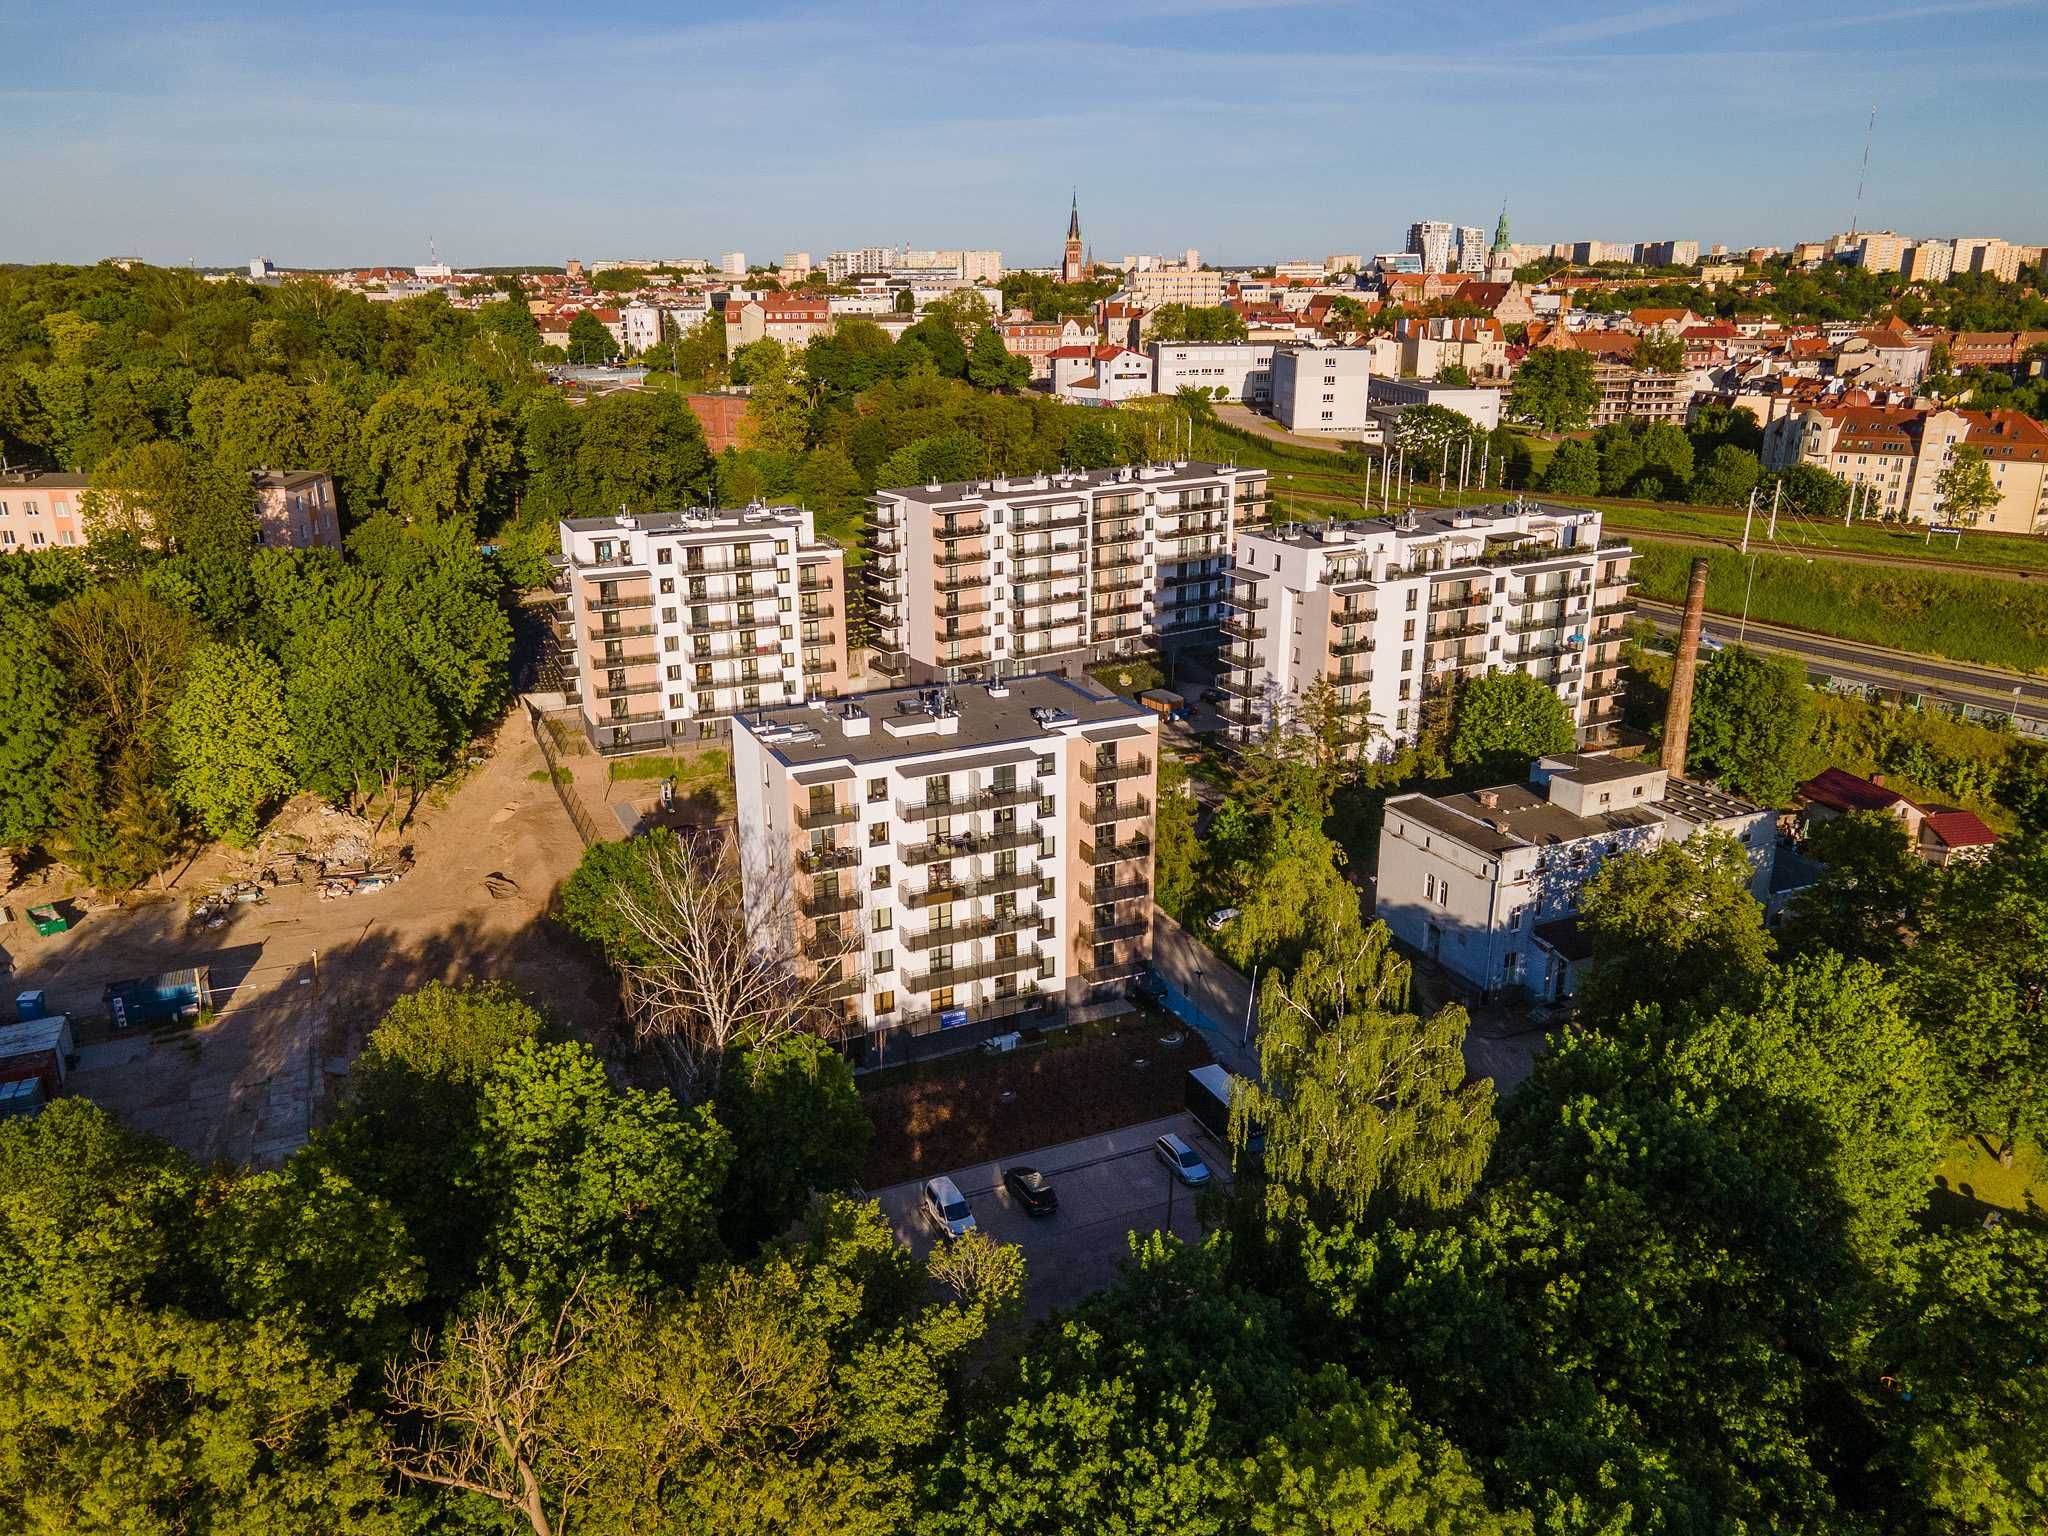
[4, 708, 613, 1166]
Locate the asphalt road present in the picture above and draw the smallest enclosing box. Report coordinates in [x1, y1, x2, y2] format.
[1637, 599, 2048, 733]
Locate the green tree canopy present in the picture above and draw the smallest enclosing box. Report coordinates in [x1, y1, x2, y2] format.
[1687, 644, 1815, 805]
[1576, 830, 1773, 1021]
[1507, 349, 1598, 432]
[165, 640, 294, 844]
[1448, 670, 1575, 781]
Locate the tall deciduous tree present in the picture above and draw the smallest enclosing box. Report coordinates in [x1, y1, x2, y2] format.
[1779, 809, 1930, 962]
[1934, 442, 2001, 526]
[566, 310, 620, 364]
[360, 379, 515, 528]
[1507, 348, 1597, 432]
[1448, 670, 1575, 780]
[1686, 644, 1814, 806]
[0, 600, 64, 864]
[166, 641, 295, 844]
[713, 1035, 869, 1255]
[573, 388, 713, 513]
[1536, 437, 1600, 496]
[1576, 830, 1773, 1022]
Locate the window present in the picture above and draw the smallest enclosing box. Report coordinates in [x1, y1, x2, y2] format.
[1439, 882, 1450, 907]
[1425, 872, 1437, 901]
[662, 607, 677, 624]
[871, 864, 890, 889]
[665, 664, 681, 681]
[664, 635, 679, 652]
[870, 907, 892, 933]
[659, 577, 675, 594]
[869, 823, 888, 846]
[868, 778, 887, 802]
[874, 990, 896, 1015]
[668, 693, 685, 710]
[1037, 755, 1055, 777]
[873, 949, 894, 975]
[656, 547, 672, 565]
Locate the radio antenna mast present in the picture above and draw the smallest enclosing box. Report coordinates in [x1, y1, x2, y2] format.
[1848, 104, 1877, 238]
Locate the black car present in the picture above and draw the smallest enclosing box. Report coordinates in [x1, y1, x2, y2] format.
[1003, 1165, 1059, 1216]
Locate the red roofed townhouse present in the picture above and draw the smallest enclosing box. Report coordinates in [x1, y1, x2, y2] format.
[1794, 768, 1998, 866]
[1050, 344, 1154, 405]
[1762, 404, 2048, 531]
[1001, 315, 1094, 380]
[1628, 306, 1703, 335]
[723, 293, 832, 357]
[1950, 332, 2023, 370]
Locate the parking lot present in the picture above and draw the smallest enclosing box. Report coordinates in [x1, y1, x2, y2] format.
[873, 1110, 1234, 1317]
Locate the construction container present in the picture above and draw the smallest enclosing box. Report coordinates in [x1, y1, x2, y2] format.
[14, 989, 47, 1022]
[0, 1014, 74, 1099]
[26, 905, 66, 937]
[104, 967, 212, 1030]
[0, 1077, 45, 1118]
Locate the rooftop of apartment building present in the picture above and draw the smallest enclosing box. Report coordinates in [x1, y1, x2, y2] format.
[559, 504, 821, 538]
[737, 674, 1150, 771]
[1389, 751, 1761, 857]
[1246, 499, 1610, 553]
[0, 470, 91, 489]
[248, 469, 329, 490]
[871, 459, 1259, 508]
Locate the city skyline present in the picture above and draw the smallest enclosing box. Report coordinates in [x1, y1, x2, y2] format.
[6, 0, 2047, 268]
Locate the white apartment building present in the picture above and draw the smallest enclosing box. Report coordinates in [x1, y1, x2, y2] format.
[827, 247, 895, 282]
[620, 301, 665, 354]
[1377, 753, 1773, 1001]
[1051, 345, 1154, 406]
[1456, 226, 1488, 274]
[1407, 221, 1456, 274]
[1150, 341, 1276, 403]
[1902, 240, 1954, 283]
[1128, 269, 1226, 307]
[868, 461, 1271, 684]
[720, 252, 747, 277]
[1369, 377, 1504, 431]
[553, 506, 849, 754]
[1954, 238, 2023, 284]
[1219, 502, 1636, 757]
[732, 676, 1160, 1064]
[1270, 345, 1372, 435]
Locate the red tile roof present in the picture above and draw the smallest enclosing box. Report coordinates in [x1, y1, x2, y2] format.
[1798, 767, 1911, 815]
[1922, 809, 1998, 850]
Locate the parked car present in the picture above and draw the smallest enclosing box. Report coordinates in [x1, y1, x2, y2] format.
[1200, 688, 1222, 704]
[921, 1175, 978, 1240]
[1154, 1132, 1212, 1187]
[1204, 907, 1240, 932]
[1003, 1165, 1059, 1216]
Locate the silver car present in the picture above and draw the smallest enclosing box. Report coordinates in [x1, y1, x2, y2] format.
[922, 1175, 978, 1240]
[1154, 1132, 1211, 1187]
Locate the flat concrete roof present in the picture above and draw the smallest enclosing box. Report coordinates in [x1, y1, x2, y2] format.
[873, 459, 1259, 509]
[1539, 751, 1660, 786]
[739, 673, 1150, 771]
[561, 505, 807, 536]
[1391, 782, 1662, 855]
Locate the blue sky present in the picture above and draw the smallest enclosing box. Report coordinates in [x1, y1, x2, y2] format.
[6, 0, 2045, 268]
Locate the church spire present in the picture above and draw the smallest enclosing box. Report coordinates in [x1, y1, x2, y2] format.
[1068, 190, 1081, 242]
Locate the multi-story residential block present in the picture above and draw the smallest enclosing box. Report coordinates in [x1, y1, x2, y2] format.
[0, 468, 339, 553]
[720, 251, 747, 277]
[732, 675, 1160, 1063]
[1149, 340, 1276, 403]
[1376, 753, 1772, 1000]
[552, 505, 848, 753]
[1641, 239, 1702, 268]
[1270, 345, 1372, 435]
[250, 470, 342, 548]
[867, 461, 1271, 684]
[1455, 226, 1488, 275]
[0, 471, 88, 552]
[1761, 404, 2048, 532]
[1407, 221, 1456, 274]
[1002, 315, 1094, 379]
[1218, 502, 1635, 757]
[1954, 237, 2022, 284]
[723, 294, 832, 356]
[827, 247, 895, 283]
[1589, 361, 1689, 426]
[1127, 269, 1226, 307]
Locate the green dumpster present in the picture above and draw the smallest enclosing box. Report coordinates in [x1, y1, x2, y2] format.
[26, 905, 67, 937]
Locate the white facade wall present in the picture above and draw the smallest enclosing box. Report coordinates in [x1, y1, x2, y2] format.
[1270, 345, 1373, 434]
[1149, 342, 1276, 402]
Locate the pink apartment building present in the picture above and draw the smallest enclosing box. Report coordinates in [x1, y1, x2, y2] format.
[0, 468, 339, 553]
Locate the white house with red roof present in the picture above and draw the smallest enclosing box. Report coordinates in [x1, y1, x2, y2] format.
[1794, 767, 1998, 865]
[1050, 344, 1154, 406]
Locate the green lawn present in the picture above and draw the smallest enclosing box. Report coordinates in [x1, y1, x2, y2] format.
[1631, 540, 2048, 673]
[606, 745, 733, 799]
[1604, 502, 2048, 574]
[1933, 1137, 2046, 1225]
[1086, 654, 1169, 698]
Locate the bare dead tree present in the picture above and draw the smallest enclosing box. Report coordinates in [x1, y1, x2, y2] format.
[381, 1288, 598, 1536]
[607, 827, 862, 1100]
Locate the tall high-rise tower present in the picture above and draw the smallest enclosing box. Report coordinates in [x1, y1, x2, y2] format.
[1061, 192, 1086, 284]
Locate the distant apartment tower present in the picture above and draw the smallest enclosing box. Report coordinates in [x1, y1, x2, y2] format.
[1269, 345, 1372, 435]
[1218, 502, 1636, 756]
[827, 247, 895, 283]
[1901, 240, 1954, 283]
[1455, 226, 1488, 275]
[720, 251, 747, 277]
[1850, 232, 1907, 273]
[552, 506, 848, 753]
[1642, 239, 1701, 267]
[731, 675, 1160, 1062]
[1128, 269, 1226, 306]
[1407, 220, 1456, 275]
[0, 468, 340, 554]
[867, 461, 1271, 684]
[1954, 238, 2023, 283]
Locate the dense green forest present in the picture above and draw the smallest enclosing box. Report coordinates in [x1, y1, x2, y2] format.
[0, 264, 1177, 888]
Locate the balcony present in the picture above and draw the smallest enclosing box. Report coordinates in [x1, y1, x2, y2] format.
[934, 624, 992, 643]
[898, 784, 1040, 821]
[901, 826, 1043, 864]
[900, 868, 1041, 909]
[1089, 796, 1152, 825]
[819, 971, 867, 1002]
[1081, 835, 1151, 866]
[593, 680, 661, 700]
[1330, 634, 1375, 657]
[1218, 618, 1265, 645]
[937, 649, 991, 666]
[935, 597, 992, 618]
[1223, 586, 1268, 612]
[1093, 576, 1144, 597]
[591, 649, 658, 668]
[1012, 512, 1087, 535]
[1219, 703, 1266, 731]
[1079, 919, 1147, 946]
[801, 926, 856, 961]
[1431, 587, 1490, 610]
[1079, 754, 1151, 785]
[1583, 681, 1627, 702]
[1219, 644, 1258, 670]
[588, 623, 655, 641]
[906, 949, 1046, 993]
[798, 603, 836, 621]
[1510, 641, 1576, 663]
[800, 886, 862, 918]
[936, 520, 991, 540]
[1592, 598, 1634, 617]
[936, 546, 991, 568]
[1095, 521, 1145, 545]
[797, 802, 859, 831]
[587, 591, 656, 613]
[870, 653, 910, 678]
[899, 985, 1051, 1037]
[1011, 611, 1084, 635]
[904, 910, 1046, 951]
[599, 707, 662, 725]
[1088, 876, 1150, 905]
[1427, 623, 1487, 643]
[1095, 552, 1145, 573]
[799, 845, 860, 874]
[935, 572, 986, 593]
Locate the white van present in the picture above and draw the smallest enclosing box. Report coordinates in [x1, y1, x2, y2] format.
[921, 1175, 978, 1240]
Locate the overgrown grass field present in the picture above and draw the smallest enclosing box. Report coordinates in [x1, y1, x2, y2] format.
[1631, 540, 2048, 673]
[1605, 503, 2048, 574]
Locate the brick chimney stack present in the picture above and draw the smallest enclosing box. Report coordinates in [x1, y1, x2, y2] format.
[1661, 557, 1712, 779]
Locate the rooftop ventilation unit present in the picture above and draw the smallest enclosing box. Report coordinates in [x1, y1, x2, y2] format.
[1029, 706, 1076, 729]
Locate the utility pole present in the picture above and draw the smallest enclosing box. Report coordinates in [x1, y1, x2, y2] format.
[1766, 478, 1781, 540]
[1741, 486, 1755, 554]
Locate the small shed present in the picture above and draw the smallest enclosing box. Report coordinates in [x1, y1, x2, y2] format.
[0, 1015, 75, 1099]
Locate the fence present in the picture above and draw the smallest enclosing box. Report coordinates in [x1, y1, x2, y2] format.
[526, 701, 603, 849]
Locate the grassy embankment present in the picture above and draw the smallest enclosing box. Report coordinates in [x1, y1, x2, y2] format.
[1630, 541, 2048, 674]
[1605, 502, 2048, 575]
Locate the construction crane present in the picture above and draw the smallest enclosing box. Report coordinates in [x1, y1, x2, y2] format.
[1848, 104, 1878, 238]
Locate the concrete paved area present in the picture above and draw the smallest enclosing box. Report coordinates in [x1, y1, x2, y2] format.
[1214, 402, 1351, 453]
[874, 1111, 1231, 1317]
[1149, 907, 1259, 1079]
